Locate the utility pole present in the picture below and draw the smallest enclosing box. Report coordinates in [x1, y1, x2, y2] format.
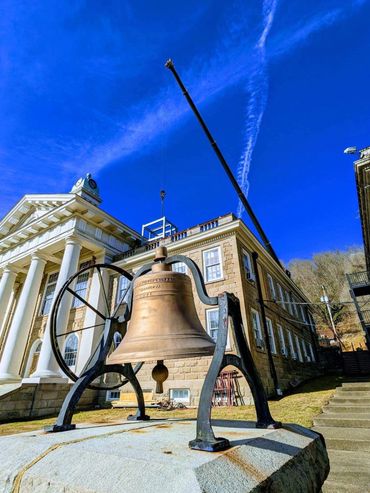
[320, 285, 343, 348]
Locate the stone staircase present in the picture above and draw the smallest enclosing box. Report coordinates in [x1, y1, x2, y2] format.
[313, 380, 370, 492]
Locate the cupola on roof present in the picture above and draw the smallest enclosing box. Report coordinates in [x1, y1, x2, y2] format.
[70, 173, 102, 206]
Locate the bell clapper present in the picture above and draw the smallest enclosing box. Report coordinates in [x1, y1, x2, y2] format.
[152, 360, 169, 394]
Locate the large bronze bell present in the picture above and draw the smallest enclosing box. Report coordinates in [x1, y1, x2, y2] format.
[107, 247, 215, 366]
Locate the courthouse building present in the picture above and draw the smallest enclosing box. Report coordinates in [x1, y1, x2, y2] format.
[0, 175, 319, 418]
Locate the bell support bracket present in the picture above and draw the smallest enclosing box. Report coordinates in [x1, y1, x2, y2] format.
[46, 264, 148, 433]
[189, 292, 281, 452]
[45, 362, 149, 432]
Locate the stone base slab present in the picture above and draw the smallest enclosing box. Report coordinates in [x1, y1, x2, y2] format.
[0, 419, 329, 492]
[22, 377, 69, 384]
[0, 382, 98, 422]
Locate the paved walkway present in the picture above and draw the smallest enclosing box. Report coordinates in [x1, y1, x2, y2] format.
[313, 380, 370, 492]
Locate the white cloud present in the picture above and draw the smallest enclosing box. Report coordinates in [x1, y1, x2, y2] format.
[237, 0, 278, 218]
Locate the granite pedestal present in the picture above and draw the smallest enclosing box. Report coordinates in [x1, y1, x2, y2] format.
[0, 419, 329, 492]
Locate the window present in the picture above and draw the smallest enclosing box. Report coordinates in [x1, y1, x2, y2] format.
[290, 294, 298, 318]
[172, 262, 187, 274]
[41, 272, 59, 315]
[301, 305, 308, 323]
[307, 313, 315, 332]
[203, 247, 222, 282]
[309, 343, 316, 362]
[72, 272, 89, 308]
[25, 339, 43, 377]
[64, 334, 78, 368]
[206, 308, 219, 342]
[106, 391, 120, 401]
[113, 332, 122, 349]
[267, 274, 276, 300]
[277, 324, 287, 356]
[251, 309, 264, 349]
[242, 250, 255, 281]
[287, 331, 296, 359]
[277, 284, 284, 308]
[302, 340, 310, 362]
[284, 290, 291, 313]
[116, 276, 131, 303]
[266, 318, 277, 354]
[295, 335, 303, 362]
[170, 388, 190, 403]
[206, 308, 231, 349]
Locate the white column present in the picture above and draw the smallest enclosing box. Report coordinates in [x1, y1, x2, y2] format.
[0, 266, 18, 338]
[30, 237, 82, 380]
[0, 253, 46, 382]
[75, 252, 109, 374]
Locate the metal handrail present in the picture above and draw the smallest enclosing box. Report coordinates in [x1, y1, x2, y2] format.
[347, 271, 370, 287]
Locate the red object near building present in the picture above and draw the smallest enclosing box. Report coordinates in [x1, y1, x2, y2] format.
[212, 370, 244, 406]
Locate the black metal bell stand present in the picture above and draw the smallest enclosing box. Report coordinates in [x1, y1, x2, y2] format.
[46, 254, 280, 452]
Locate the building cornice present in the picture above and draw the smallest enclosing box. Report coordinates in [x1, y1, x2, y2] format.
[114, 219, 239, 268]
[235, 223, 310, 303]
[0, 194, 143, 258]
[115, 214, 310, 305]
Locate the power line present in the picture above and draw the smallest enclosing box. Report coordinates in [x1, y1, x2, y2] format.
[262, 300, 364, 329]
[264, 298, 370, 308]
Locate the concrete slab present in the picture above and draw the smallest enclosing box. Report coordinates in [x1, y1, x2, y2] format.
[0, 383, 22, 398]
[0, 419, 328, 493]
[22, 377, 68, 385]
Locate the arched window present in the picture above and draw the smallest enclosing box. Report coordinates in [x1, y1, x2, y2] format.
[25, 339, 43, 377]
[64, 334, 79, 368]
[113, 332, 122, 349]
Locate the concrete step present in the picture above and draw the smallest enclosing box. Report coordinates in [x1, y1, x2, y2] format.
[327, 448, 370, 470]
[335, 387, 370, 397]
[323, 478, 370, 492]
[326, 449, 370, 486]
[334, 390, 370, 398]
[340, 383, 370, 391]
[312, 426, 370, 452]
[313, 414, 370, 428]
[322, 404, 370, 414]
[342, 381, 370, 388]
[331, 397, 370, 405]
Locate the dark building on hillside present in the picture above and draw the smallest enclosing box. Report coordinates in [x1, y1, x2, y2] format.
[347, 146, 370, 350]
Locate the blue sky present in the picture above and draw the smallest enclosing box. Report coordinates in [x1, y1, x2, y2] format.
[1, 0, 370, 262]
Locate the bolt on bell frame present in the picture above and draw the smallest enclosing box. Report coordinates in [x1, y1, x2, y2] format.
[47, 248, 280, 452]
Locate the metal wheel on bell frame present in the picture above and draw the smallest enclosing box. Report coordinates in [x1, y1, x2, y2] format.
[50, 263, 143, 391]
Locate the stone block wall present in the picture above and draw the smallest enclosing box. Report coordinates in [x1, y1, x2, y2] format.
[114, 230, 320, 407]
[0, 383, 98, 422]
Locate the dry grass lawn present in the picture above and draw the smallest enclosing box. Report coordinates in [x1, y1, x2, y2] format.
[0, 374, 342, 437]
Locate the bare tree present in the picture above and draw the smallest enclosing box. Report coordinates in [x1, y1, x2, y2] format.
[288, 247, 366, 341]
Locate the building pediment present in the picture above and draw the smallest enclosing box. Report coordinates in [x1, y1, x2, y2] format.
[0, 195, 72, 240]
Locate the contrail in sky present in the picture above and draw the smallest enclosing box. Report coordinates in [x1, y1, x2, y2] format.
[237, 0, 278, 218]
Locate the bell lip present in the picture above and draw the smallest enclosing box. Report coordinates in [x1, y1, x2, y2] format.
[107, 346, 215, 365]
